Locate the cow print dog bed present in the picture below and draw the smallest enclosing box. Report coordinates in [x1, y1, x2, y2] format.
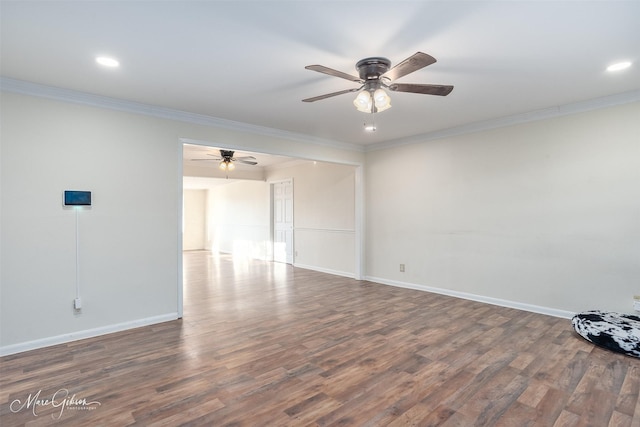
[572, 310, 640, 358]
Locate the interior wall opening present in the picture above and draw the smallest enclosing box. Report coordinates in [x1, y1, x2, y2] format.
[179, 141, 363, 303]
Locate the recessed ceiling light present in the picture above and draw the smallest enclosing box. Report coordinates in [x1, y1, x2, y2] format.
[95, 56, 120, 68]
[606, 61, 631, 72]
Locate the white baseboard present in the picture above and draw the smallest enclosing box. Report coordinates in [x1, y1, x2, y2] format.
[365, 276, 575, 319]
[0, 313, 179, 357]
[294, 263, 355, 279]
[1, 278, 574, 357]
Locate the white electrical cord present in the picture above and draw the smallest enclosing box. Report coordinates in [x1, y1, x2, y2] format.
[75, 207, 81, 308]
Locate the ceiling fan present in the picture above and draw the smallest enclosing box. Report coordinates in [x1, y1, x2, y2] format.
[302, 52, 453, 113]
[191, 149, 257, 171]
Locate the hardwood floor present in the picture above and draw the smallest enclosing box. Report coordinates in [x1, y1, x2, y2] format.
[1, 251, 639, 426]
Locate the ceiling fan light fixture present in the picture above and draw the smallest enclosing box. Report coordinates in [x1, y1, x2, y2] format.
[219, 160, 235, 171]
[353, 90, 372, 113]
[373, 88, 391, 112]
[304, 52, 452, 115]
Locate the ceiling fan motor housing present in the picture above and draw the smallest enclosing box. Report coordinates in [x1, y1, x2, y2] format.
[356, 57, 391, 82]
[220, 150, 235, 160]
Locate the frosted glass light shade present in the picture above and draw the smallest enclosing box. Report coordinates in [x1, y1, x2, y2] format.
[373, 88, 391, 112]
[353, 91, 372, 113]
[219, 161, 235, 171]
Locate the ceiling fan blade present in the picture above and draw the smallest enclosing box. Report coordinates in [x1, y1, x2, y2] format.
[383, 52, 437, 82]
[191, 158, 219, 161]
[302, 87, 362, 103]
[235, 159, 258, 165]
[305, 65, 363, 83]
[388, 83, 454, 96]
[234, 156, 257, 161]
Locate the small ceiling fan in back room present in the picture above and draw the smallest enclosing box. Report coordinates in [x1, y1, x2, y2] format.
[302, 52, 454, 118]
[191, 150, 258, 173]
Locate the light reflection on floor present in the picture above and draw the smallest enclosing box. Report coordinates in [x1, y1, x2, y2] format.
[183, 250, 295, 321]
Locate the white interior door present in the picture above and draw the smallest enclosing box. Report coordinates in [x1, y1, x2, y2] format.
[273, 179, 293, 264]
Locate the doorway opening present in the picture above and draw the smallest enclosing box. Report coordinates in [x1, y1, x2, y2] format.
[179, 138, 364, 318]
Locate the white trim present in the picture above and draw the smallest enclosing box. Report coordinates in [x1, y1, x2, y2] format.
[294, 263, 356, 280]
[366, 276, 575, 319]
[267, 178, 295, 185]
[0, 313, 179, 357]
[3, 77, 637, 156]
[295, 227, 355, 234]
[0, 77, 363, 153]
[177, 141, 184, 318]
[354, 164, 364, 280]
[366, 90, 640, 152]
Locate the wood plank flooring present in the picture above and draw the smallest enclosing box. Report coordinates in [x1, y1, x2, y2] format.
[1, 251, 639, 426]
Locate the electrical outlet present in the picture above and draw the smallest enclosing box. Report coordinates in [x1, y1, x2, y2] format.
[74, 297, 82, 310]
[400, 264, 405, 272]
[634, 295, 640, 312]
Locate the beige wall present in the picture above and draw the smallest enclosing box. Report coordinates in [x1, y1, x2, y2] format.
[2, 84, 637, 355]
[267, 161, 357, 277]
[0, 90, 363, 354]
[365, 102, 640, 316]
[206, 180, 271, 259]
[1, 93, 182, 352]
[183, 189, 207, 250]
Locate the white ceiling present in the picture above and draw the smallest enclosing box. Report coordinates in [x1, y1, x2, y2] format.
[1, 1, 638, 149]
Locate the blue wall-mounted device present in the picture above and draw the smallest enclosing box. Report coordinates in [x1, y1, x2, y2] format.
[63, 190, 92, 206]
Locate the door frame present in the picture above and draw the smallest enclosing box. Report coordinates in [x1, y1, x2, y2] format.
[269, 178, 294, 264]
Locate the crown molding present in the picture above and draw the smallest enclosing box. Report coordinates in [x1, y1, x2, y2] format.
[3, 77, 637, 155]
[365, 89, 640, 152]
[0, 77, 364, 153]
